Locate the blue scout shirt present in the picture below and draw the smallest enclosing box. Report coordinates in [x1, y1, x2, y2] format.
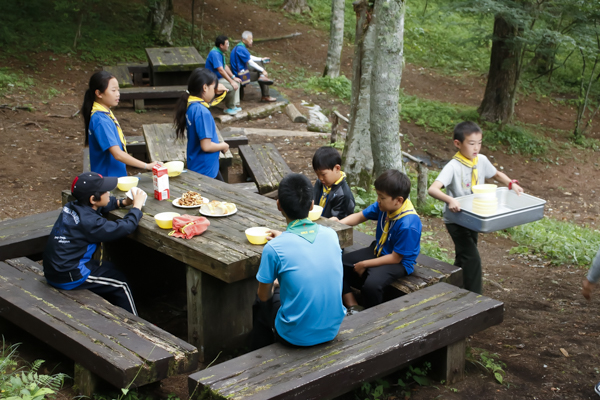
[362, 201, 422, 274]
[256, 223, 347, 346]
[88, 112, 127, 177]
[230, 43, 251, 76]
[205, 49, 226, 80]
[186, 102, 220, 178]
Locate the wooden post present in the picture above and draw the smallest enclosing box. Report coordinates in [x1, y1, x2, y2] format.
[186, 266, 256, 363]
[417, 163, 428, 209]
[134, 99, 145, 112]
[74, 363, 100, 397]
[433, 339, 466, 385]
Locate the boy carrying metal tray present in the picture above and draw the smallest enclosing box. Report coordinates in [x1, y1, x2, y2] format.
[428, 121, 524, 294]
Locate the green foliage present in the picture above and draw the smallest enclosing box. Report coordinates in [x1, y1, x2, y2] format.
[358, 379, 391, 400]
[352, 186, 377, 214]
[306, 75, 352, 103]
[0, 341, 67, 400]
[0, 68, 35, 95]
[502, 217, 600, 266]
[467, 347, 506, 385]
[482, 123, 549, 155]
[421, 232, 453, 264]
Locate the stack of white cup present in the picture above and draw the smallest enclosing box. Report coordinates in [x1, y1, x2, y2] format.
[471, 184, 498, 215]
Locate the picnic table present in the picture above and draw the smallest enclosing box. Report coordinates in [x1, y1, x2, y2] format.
[146, 47, 205, 86]
[62, 171, 353, 362]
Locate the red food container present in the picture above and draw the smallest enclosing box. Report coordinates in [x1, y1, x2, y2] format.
[153, 164, 170, 200]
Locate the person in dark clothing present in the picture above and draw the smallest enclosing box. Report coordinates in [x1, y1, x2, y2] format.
[312, 147, 355, 220]
[43, 172, 147, 315]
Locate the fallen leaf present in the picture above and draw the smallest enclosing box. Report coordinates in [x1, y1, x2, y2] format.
[560, 348, 569, 357]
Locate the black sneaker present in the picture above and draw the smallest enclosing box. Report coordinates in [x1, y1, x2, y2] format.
[346, 305, 364, 316]
[595, 381, 600, 396]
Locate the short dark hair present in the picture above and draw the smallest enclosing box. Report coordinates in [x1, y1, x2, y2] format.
[312, 146, 342, 171]
[215, 35, 228, 48]
[453, 121, 482, 142]
[278, 173, 313, 220]
[77, 191, 104, 206]
[374, 169, 411, 201]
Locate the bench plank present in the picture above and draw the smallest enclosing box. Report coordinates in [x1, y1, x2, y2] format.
[120, 86, 187, 101]
[103, 65, 134, 88]
[0, 258, 198, 389]
[0, 210, 61, 261]
[238, 143, 292, 195]
[189, 283, 503, 399]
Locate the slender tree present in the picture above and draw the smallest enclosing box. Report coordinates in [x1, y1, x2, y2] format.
[323, 0, 345, 78]
[369, 0, 405, 176]
[342, 0, 376, 188]
[148, 0, 174, 45]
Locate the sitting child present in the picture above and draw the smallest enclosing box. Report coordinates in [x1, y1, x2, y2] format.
[43, 172, 147, 315]
[428, 121, 523, 294]
[312, 147, 355, 220]
[250, 173, 347, 350]
[333, 170, 422, 312]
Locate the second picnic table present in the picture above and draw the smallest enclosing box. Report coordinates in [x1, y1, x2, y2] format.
[145, 46, 205, 86]
[64, 171, 353, 362]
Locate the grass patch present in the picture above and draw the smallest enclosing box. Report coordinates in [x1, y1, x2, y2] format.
[502, 217, 600, 266]
[306, 75, 352, 103]
[0, 67, 35, 96]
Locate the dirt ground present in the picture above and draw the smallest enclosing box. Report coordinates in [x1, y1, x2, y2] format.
[2, 0, 600, 399]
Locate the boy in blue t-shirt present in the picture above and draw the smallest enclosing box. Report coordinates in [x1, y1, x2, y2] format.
[250, 173, 346, 350]
[333, 170, 422, 312]
[205, 35, 242, 115]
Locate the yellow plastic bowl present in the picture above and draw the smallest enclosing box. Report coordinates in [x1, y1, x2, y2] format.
[471, 184, 497, 194]
[165, 161, 184, 177]
[117, 176, 139, 192]
[155, 212, 180, 229]
[245, 227, 270, 245]
[308, 205, 323, 221]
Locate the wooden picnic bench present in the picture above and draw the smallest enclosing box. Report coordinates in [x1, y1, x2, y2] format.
[188, 282, 504, 399]
[0, 257, 198, 396]
[142, 123, 234, 182]
[348, 230, 463, 295]
[0, 210, 61, 261]
[238, 143, 293, 195]
[102, 65, 134, 88]
[83, 135, 150, 173]
[119, 85, 187, 111]
[117, 62, 149, 86]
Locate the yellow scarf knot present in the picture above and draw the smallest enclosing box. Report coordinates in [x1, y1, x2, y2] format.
[91, 102, 127, 152]
[374, 198, 418, 257]
[187, 92, 227, 109]
[319, 171, 346, 208]
[453, 152, 479, 190]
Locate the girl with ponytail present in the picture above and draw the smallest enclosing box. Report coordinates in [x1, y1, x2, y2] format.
[81, 71, 158, 177]
[174, 68, 230, 181]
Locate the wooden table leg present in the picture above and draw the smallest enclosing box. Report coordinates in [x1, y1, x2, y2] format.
[436, 338, 466, 385]
[186, 266, 256, 363]
[74, 363, 100, 397]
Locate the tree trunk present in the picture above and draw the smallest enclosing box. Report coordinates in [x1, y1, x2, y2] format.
[342, 0, 376, 189]
[282, 0, 311, 14]
[323, 0, 345, 78]
[369, 0, 405, 177]
[148, 0, 174, 45]
[478, 14, 521, 124]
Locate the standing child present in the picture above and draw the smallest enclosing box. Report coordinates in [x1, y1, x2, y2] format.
[43, 172, 147, 315]
[174, 68, 230, 181]
[428, 121, 523, 294]
[312, 147, 355, 220]
[333, 170, 422, 312]
[81, 71, 158, 177]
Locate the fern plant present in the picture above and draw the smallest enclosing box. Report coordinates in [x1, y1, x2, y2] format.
[0, 340, 67, 400]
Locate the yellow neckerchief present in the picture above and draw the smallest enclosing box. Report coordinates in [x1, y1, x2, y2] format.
[91, 102, 127, 152]
[453, 151, 479, 190]
[319, 171, 346, 208]
[374, 199, 418, 257]
[187, 92, 227, 109]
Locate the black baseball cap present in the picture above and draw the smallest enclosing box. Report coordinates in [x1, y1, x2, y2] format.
[71, 172, 118, 201]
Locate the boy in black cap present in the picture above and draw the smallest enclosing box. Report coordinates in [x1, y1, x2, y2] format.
[43, 172, 147, 315]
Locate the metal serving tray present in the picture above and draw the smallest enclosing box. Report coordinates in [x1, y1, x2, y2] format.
[443, 187, 546, 233]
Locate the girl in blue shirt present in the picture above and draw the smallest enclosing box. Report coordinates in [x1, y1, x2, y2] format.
[174, 68, 230, 180]
[81, 71, 158, 177]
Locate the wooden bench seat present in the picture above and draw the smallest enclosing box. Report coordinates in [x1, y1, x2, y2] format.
[238, 143, 292, 195]
[347, 230, 463, 294]
[120, 86, 187, 111]
[188, 282, 503, 399]
[103, 65, 134, 88]
[83, 135, 150, 172]
[0, 210, 61, 261]
[117, 62, 149, 86]
[0, 257, 198, 396]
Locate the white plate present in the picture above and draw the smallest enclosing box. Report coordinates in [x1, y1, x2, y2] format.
[199, 206, 238, 217]
[172, 197, 210, 209]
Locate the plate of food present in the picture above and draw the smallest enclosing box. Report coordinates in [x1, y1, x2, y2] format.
[172, 191, 209, 208]
[199, 200, 237, 217]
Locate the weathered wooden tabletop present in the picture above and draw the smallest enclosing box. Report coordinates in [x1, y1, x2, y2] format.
[145, 47, 205, 73]
[108, 172, 353, 284]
